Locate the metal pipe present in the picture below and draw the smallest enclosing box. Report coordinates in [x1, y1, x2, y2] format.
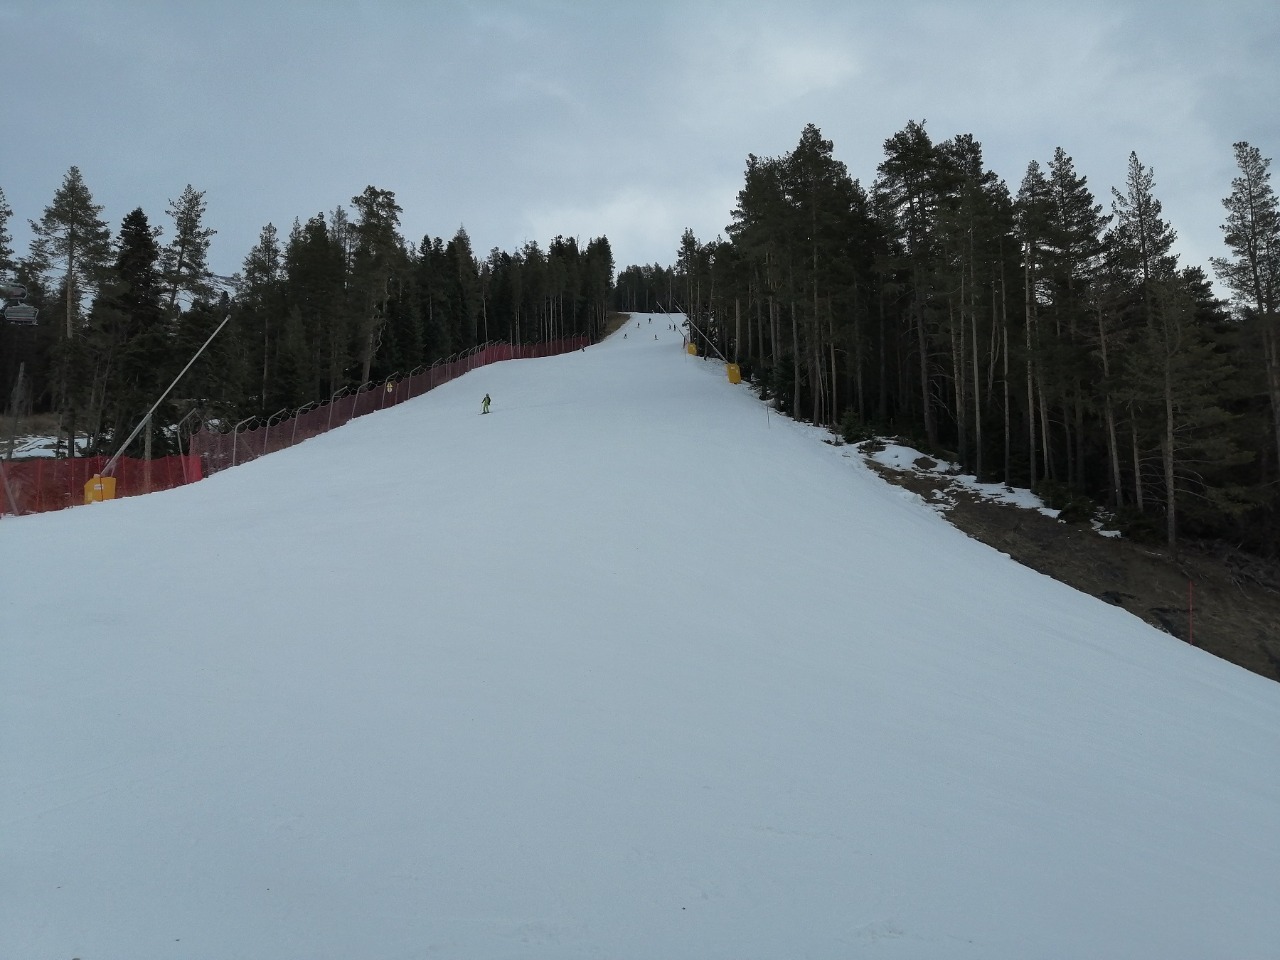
[263, 408, 288, 453]
[291, 401, 317, 445]
[327, 386, 350, 430]
[104, 310, 233, 476]
[230, 415, 256, 468]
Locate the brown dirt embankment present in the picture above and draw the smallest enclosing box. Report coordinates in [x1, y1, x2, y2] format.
[863, 449, 1280, 685]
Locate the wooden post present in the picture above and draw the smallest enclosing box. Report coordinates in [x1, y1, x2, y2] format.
[143, 414, 152, 493]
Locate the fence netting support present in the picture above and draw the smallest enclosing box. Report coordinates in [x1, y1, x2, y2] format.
[1, 335, 590, 518]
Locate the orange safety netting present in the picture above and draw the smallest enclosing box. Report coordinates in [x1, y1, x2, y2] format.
[187, 338, 588, 475]
[0, 454, 203, 517]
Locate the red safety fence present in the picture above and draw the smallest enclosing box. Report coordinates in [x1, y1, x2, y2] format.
[187, 337, 589, 475]
[0, 336, 589, 518]
[0, 454, 203, 517]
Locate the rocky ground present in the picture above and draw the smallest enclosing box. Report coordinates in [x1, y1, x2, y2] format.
[860, 441, 1280, 686]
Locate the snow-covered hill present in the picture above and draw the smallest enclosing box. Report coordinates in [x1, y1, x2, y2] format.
[4, 315, 1279, 959]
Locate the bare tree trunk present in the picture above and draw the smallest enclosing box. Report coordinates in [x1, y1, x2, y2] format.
[971, 272, 983, 480]
[915, 267, 936, 446]
[762, 296, 773, 368]
[812, 209, 821, 423]
[1039, 389, 1053, 481]
[750, 286, 759, 362]
[829, 305, 839, 426]
[1163, 365, 1177, 550]
[1264, 327, 1280, 474]
[66, 229, 76, 341]
[1003, 324, 1011, 484]
[1097, 308, 1123, 506]
[831, 341, 839, 423]
[1104, 398, 1122, 506]
[1025, 251, 1037, 489]
[811, 339, 823, 424]
[1000, 271, 1011, 484]
[59, 230, 77, 458]
[734, 298, 741, 364]
[949, 297, 966, 464]
[877, 283, 888, 422]
[1130, 414, 1145, 511]
[1074, 389, 1086, 490]
[791, 299, 800, 418]
[1061, 400, 1074, 487]
[262, 314, 272, 410]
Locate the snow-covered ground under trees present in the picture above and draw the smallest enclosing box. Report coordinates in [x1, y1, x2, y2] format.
[4, 314, 1279, 959]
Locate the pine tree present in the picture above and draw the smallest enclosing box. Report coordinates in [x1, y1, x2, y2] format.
[236, 223, 285, 413]
[26, 166, 113, 339]
[1101, 154, 1243, 547]
[0, 187, 15, 274]
[160, 184, 217, 315]
[1110, 152, 1179, 294]
[583, 236, 615, 340]
[284, 213, 350, 396]
[876, 120, 943, 447]
[415, 234, 452, 359]
[1211, 141, 1280, 473]
[1015, 160, 1054, 487]
[350, 186, 404, 383]
[932, 133, 1012, 476]
[89, 208, 168, 455]
[25, 167, 113, 455]
[731, 159, 785, 320]
[1043, 147, 1110, 492]
[783, 124, 864, 425]
[1106, 152, 1182, 513]
[1138, 269, 1250, 547]
[483, 247, 515, 345]
[445, 227, 480, 349]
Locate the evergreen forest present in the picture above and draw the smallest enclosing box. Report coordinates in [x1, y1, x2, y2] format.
[0, 176, 613, 466]
[615, 124, 1280, 556]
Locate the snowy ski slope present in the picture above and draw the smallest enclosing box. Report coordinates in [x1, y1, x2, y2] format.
[4, 315, 1279, 958]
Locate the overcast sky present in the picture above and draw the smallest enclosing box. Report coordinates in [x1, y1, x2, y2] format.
[4, 0, 1278, 289]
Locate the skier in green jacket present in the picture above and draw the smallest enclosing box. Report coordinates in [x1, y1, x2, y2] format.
[482, 393, 491, 414]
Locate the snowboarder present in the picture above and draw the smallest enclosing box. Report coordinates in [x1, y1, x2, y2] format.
[481, 393, 491, 414]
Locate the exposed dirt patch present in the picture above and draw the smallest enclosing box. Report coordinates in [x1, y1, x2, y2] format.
[862, 451, 1280, 685]
[604, 311, 632, 337]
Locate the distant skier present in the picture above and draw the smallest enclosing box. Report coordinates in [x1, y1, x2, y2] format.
[481, 393, 491, 415]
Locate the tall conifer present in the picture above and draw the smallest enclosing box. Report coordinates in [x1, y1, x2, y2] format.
[1212, 142, 1280, 473]
[161, 184, 217, 315]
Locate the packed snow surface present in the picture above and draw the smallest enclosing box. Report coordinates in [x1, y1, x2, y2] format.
[4, 316, 1279, 959]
